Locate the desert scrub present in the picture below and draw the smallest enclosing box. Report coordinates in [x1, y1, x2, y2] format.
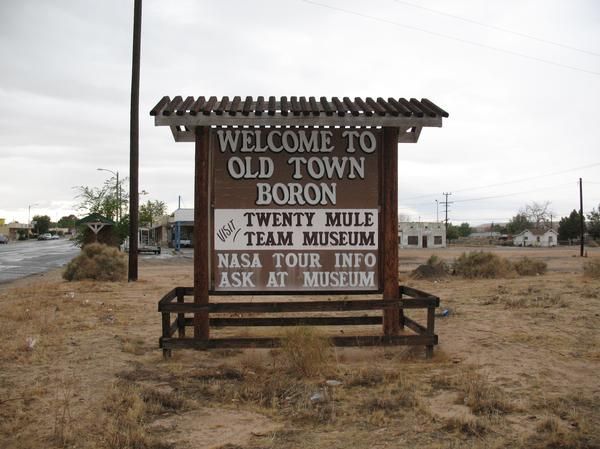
[583, 258, 600, 279]
[513, 257, 547, 276]
[279, 327, 332, 377]
[63, 243, 126, 282]
[453, 252, 514, 278]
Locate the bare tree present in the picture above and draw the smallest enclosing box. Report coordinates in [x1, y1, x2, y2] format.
[522, 201, 553, 230]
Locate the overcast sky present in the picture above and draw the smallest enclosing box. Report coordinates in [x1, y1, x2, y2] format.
[1, 0, 599, 226]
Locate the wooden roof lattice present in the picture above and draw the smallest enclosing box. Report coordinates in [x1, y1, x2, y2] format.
[150, 96, 448, 143]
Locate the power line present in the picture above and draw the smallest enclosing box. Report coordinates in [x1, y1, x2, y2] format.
[400, 162, 600, 201]
[393, 0, 600, 57]
[452, 182, 575, 203]
[301, 0, 600, 76]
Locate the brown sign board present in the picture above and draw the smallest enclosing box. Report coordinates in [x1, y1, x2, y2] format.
[211, 127, 382, 292]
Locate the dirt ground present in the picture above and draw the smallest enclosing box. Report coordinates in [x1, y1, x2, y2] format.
[0, 246, 598, 449]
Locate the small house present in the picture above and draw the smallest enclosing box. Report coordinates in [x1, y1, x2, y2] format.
[399, 222, 446, 249]
[513, 229, 558, 247]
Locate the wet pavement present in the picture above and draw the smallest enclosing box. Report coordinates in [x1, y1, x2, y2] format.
[0, 239, 80, 283]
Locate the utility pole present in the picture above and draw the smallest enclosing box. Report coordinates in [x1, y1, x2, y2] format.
[178, 195, 181, 209]
[579, 178, 584, 257]
[435, 199, 439, 223]
[442, 192, 452, 232]
[128, 0, 142, 282]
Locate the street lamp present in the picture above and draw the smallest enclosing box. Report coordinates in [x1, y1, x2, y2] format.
[28, 203, 39, 236]
[97, 168, 120, 221]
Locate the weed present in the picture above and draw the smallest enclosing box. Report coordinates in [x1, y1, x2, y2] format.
[63, 243, 127, 282]
[453, 252, 514, 278]
[279, 327, 333, 377]
[442, 414, 488, 436]
[514, 257, 548, 276]
[583, 258, 600, 279]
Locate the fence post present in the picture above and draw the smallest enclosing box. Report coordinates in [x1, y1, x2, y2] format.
[161, 311, 172, 359]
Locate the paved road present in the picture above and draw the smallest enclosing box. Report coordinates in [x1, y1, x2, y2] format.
[0, 239, 80, 283]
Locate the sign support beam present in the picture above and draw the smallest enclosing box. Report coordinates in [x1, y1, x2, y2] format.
[382, 127, 400, 336]
[194, 126, 210, 339]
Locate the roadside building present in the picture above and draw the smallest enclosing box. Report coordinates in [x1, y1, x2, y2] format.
[149, 208, 194, 249]
[513, 229, 558, 247]
[399, 222, 446, 249]
[0, 220, 31, 241]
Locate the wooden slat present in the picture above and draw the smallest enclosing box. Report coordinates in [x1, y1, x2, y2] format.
[176, 96, 194, 116]
[161, 334, 437, 349]
[267, 96, 277, 115]
[158, 288, 178, 307]
[377, 97, 399, 116]
[202, 316, 383, 327]
[366, 97, 386, 116]
[202, 96, 218, 115]
[401, 286, 439, 302]
[421, 98, 449, 117]
[399, 98, 423, 117]
[229, 96, 241, 115]
[410, 99, 436, 117]
[290, 96, 301, 115]
[214, 96, 229, 115]
[343, 97, 360, 116]
[189, 96, 206, 116]
[255, 96, 265, 115]
[163, 96, 183, 116]
[403, 316, 426, 335]
[150, 96, 170, 116]
[299, 96, 311, 116]
[354, 97, 374, 116]
[309, 96, 320, 116]
[160, 298, 438, 313]
[320, 97, 334, 115]
[388, 98, 412, 117]
[331, 97, 347, 116]
[280, 96, 289, 116]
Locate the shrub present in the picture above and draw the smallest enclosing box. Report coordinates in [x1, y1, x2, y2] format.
[279, 327, 332, 377]
[453, 252, 514, 278]
[63, 243, 126, 282]
[583, 258, 600, 279]
[513, 257, 547, 276]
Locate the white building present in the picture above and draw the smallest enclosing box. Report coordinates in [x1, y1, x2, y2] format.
[399, 222, 446, 249]
[513, 229, 558, 247]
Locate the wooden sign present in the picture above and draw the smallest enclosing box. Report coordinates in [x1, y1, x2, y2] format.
[212, 127, 381, 291]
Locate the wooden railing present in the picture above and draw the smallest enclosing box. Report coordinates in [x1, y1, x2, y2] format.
[158, 286, 439, 358]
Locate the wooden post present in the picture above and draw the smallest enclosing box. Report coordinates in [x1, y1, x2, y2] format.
[161, 311, 172, 359]
[382, 127, 400, 335]
[177, 290, 186, 338]
[194, 127, 210, 339]
[128, 0, 142, 282]
[426, 306, 435, 359]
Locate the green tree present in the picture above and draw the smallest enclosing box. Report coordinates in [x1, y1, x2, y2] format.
[76, 176, 128, 221]
[558, 210, 584, 241]
[457, 222, 472, 237]
[586, 205, 600, 240]
[32, 215, 51, 234]
[139, 200, 167, 227]
[57, 214, 78, 228]
[446, 224, 459, 241]
[507, 213, 531, 234]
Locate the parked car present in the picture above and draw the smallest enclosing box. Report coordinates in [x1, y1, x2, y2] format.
[50, 234, 60, 240]
[37, 233, 52, 240]
[0, 234, 8, 244]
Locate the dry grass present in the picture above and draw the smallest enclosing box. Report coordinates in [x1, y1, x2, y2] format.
[583, 257, 600, 278]
[63, 243, 126, 282]
[279, 327, 333, 377]
[513, 257, 548, 276]
[453, 252, 515, 278]
[0, 247, 599, 449]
